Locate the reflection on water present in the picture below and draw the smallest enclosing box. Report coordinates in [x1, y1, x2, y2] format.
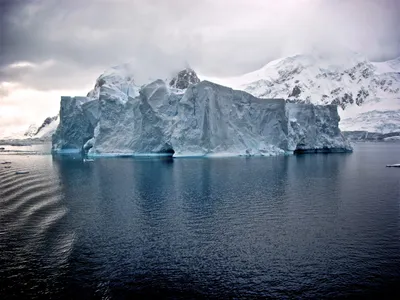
[1, 143, 400, 299]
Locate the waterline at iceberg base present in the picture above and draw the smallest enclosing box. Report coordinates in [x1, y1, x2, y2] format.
[52, 75, 352, 157]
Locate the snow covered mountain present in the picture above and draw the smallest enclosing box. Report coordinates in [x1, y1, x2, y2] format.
[340, 110, 400, 133]
[207, 51, 400, 133]
[52, 66, 351, 157]
[0, 115, 59, 141]
[24, 116, 59, 139]
[23, 124, 39, 138]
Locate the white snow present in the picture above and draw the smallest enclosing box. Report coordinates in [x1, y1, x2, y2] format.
[0, 116, 59, 141]
[339, 97, 400, 133]
[35, 117, 59, 139]
[373, 57, 400, 74]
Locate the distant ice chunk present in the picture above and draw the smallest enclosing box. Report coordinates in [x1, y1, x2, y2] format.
[386, 164, 400, 168]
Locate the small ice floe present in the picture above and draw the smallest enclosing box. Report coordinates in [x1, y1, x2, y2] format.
[83, 158, 94, 162]
[386, 164, 400, 168]
[15, 171, 29, 174]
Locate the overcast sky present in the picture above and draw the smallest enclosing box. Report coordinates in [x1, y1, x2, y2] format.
[1, 0, 400, 135]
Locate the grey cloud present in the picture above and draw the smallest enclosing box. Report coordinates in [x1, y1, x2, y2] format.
[1, 61, 101, 91]
[1, 0, 400, 91]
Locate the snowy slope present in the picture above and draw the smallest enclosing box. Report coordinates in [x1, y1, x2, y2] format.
[23, 116, 59, 139]
[35, 116, 59, 138]
[6, 116, 60, 141]
[0, 115, 59, 141]
[23, 124, 39, 138]
[373, 57, 400, 74]
[204, 51, 400, 133]
[340, 110, 400, 133]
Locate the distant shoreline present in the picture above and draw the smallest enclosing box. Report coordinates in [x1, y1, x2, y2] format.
[0, 138, 51, 146]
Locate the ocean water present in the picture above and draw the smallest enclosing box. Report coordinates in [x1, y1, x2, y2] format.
[0, 143, 400, 299]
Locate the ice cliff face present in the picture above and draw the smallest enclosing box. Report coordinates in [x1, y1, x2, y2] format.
[171, 82, 289, 156]
[52, 66, 351, 156]
[286, 103, 346, 152]
[52, 97, 96, 151]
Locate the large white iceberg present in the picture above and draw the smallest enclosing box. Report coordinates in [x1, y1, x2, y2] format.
[52, 67, 352, 157]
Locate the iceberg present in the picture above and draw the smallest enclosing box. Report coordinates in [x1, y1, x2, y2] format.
[386, 164, 400, 168]
[52, 67, 352, 157]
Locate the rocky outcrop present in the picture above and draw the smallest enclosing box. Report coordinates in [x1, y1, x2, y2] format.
[169, 68, 200, 89]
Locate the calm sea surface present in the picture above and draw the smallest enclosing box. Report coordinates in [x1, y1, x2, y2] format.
[0, 143, 400, 299]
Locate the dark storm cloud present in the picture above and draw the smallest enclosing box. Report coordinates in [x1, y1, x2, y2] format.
[1, 0, 400, 90]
